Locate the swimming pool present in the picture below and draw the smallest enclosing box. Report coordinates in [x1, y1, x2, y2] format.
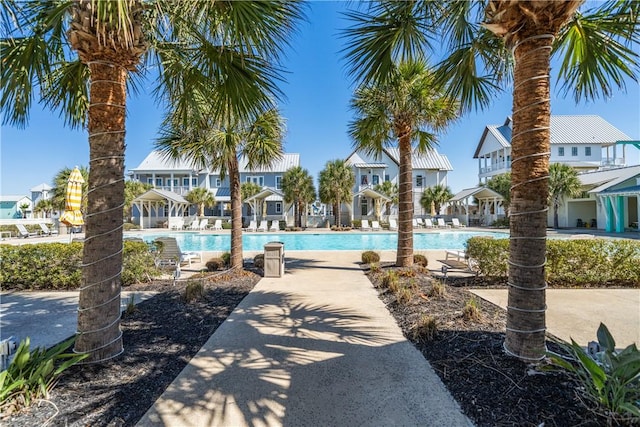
[128, 231, 508, 251]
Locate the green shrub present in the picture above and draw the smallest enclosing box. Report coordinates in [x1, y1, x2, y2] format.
[369, 262, 381, 273]
[184, 281, 204, 302]
[222, 221, 232, 230]
[381, 271, 398, 290]
[395, 286, 412, 304]
[352, 220, 362, 229]
[206, 258, 225, 271]
[491, 217, 510, 228]
[121, 241, 160, 285]
[428, 280, 446, 298]
[547, 323, 640, 421]
[0, 337, 87, 415]
[465, 237, 509, 278]
[361, 250, 380, 264]
[413, 254, 428, 267]
[254, 254, 264, 269]
[123, 222, 140, 231]
[221, 252, 231, 267]
[462, 297, 481, 321]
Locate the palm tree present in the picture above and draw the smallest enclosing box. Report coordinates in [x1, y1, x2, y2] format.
[34, 198, 55, 219]
[157, 108, 286, 269]
[548, 163, 582, 229]
[420, 184, 453, 215]
[282, 166, 316, 228]
[18, 203, 30, 219]
[349, 60, 459, 267]
[185, 187, 216, 218]
[2, 0, 304, 362]
[319, 159, 355, 227]
[241, 182, 263, 221]
[124, 181, 152, 222]
[343, 0, 639, 361]
[374, 180, 399, 218]
[485, 173, 511, 216]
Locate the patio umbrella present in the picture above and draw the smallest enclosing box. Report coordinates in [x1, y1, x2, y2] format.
[59, 167, 85, 231]
[430, 201, 436, 217]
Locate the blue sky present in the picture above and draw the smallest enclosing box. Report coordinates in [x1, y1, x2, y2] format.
[1, 1, 639, 197]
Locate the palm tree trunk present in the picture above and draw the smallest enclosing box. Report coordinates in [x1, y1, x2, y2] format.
[75, 62, 126, 362]
[334, 202, 340, 227]
[553, 200, 559, 229]
[505, 34, 551, 361]
[229, 157, 243, 269]
[396, 132, 414, 267]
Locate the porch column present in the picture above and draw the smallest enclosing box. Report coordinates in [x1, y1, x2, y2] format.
[616, 196, 625, 233]
[605, 197, 614, 232]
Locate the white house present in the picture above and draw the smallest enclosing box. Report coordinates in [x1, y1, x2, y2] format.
[344, 147, 452, 224]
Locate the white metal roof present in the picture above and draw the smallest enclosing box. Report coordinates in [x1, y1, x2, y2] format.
[29, 183, 53, 192]
[130, 150, 201, 172]
[582, 165, 640, 193]
[450, 187, 504, 202]
[0, 195, 29, 202]
[238, 153, 299, 173]
[385, 147, 453, 171]
[132, 188, 189, 204]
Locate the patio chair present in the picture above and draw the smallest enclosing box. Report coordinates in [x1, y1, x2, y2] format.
[437, 218, 451, 229]
[198, 218, 209, 230]
[16, 224, 39, 238]
[361, 219, 372, 231]
[389, 219, 398, 231]
[424, 218, 435, 228]
[371, 220, 381, 231]
[257, 220, 268, 232]
[211, 219, 223, 231]
[269, 220, 280, 232]
[245, 220, 257, 232]
[38, 223, 59, 235]
[169, 217, 184, 230]
[412, 218, 421, 229]
[188, 219, 201, 230]
[154, 237, 201, 268]
[416, 218, 426, 228]
[451, 218, 466, 228]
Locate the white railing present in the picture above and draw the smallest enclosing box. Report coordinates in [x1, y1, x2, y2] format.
[479, 161, 511, 175]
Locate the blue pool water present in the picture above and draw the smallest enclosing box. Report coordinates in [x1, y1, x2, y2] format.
[128, 231, 507, 251]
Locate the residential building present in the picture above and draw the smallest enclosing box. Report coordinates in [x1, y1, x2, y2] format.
[344, 147, 452, 223]
[30, 183, 53, 207]
[474, 115, 635, 183]
[128, 150, 298, 226]
[0, 195, 32, 219]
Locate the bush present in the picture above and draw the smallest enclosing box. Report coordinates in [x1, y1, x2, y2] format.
[184, 280, 204, 302]
[428, 280, 446, 298]
[463, 297, 481, 321]
[0, 337, 87, 415]
[1, 241, 160, 290]
[395, 286, 412, 304]
[221, 252, 231, 267]
[491, 217, 510, 228]
[369, 262, 381, 273]
[205, 258, 225, 271]
[254, 254, 264, 269]
[465, 237, 509, 278]
[381, 271, 398, 291]
[411, 315, 437, 342]
[361, 250, 380, 264]
[123, 222, 140, 231]
[351, 220, 362, 229]
[413, 254, 428, 267]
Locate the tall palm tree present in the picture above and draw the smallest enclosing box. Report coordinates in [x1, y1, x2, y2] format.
[343, 0, 639, 361]
[157, 108, 286, 269]
[349, 60, 459, 267]
[548, 163, 582, 229]
[2, 0, 304, 362]
[282, 166, 316, 228]
[185, 187, 216, 218]
[374, 180, 399, 217]
[420, 184, 453, 215]
[319, 159, 355, 227]
[485, 172, 512, 216]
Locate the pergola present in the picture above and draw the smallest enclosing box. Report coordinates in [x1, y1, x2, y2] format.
[351, 187, 391, 221]
[450, 187, 504, 226]
[244, 188, 290, 224]
[132, 189, 190, 230]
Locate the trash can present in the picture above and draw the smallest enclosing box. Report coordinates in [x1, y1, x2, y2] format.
[264, 241, 285, 278]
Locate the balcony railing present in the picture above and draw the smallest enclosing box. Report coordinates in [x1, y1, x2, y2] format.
[479, 161, 511, 175]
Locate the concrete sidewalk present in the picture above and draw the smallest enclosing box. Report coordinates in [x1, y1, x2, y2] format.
[137, 251, 472, 427]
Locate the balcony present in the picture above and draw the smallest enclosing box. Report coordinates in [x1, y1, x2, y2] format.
[600, 158, 626, 168]
[155, 185, 191, 196]
[479, 161, 511, 175]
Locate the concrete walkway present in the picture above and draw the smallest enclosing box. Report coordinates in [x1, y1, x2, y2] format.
[137, 251, 472, 427]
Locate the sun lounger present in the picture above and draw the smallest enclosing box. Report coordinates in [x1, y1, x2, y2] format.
[211, 219, 223, 231]
[437, 218, 451, 229]
[245, 220, 257, 232]
[412, 218, 421, 229]
[198, 218, 209, 230]
[38, 223, 59, 235]
[424, 218, 435, 228]
[188, 219, 201, 230]
[16, 224, 39, 238]
[361, 219, 372, 231]
[269, 220, 280, 232]
[371, 220, 381, 231]
[257, 220, 268, 232]
[451, 218, 466, 228]
[154, 237, 201, 268]
[389, 219, 398, 231]
[416, 218, 426, 228]
[445, 250, 466, 262]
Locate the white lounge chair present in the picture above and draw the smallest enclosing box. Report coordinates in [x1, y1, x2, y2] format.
[416, 218, 426, 228]
[389, 219, 398, 231]
[38, 223, 59, 235]
[16, 224, 39, 238]
[154, 237, 201, 267]
[211, 219, 223, 231]
[188, 219, 201, 230]
[451, 218, 466, 228]
[198, 218, 209, 230]
[437, 218, 451, 229]
[424, 218, 435, 228]
[169, 217, 184, 230]
[361, 219, 372, 231]
[371, 220, 381, 231]
[245, 220, 257, 232]
[412, 218, 421, 229]
[257, 220, 268, 232]
[269, 220, 280, 232]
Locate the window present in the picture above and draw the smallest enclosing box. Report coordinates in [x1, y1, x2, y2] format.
[558, 147, 565, 156]
[147, 178, 153, 185]
[361, 175, 368, 185]
[155, 178, 163, 186]
[216, 178, 221, 187]
[246, 176, 264, 186]
[192, 178, 198, 186]
[585, 147, 592, 156]
[182, 177, 190, 186]
[571, 147, 578, 156]
[416, 175, 423, 187]
[171, 179, 178, 187]
[385, 174, 390, 182]
[275, 202, 282, 213]
[276, 176, 282, 189]
[361, 199, 368, 216]
[372, 175, 379, 185]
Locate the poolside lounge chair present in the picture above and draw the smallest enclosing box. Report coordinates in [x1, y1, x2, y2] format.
[169, 217, 184, 230]
[437, 218, 451, 229]
[211, 219, 223, 231]
[412, 218, 421, 229]
[424, 218, 435, 229]
[257, 220, 269, 232]
[38, 223, 59, 235]
[154, 237, 201, 268]
[371, 220, 381, 231]
[16, 224, 39, 238]
[245, 220, 257, 232]
[269, 220, 280, 232]
[389, 219, 398, 231]
[198, 218, 209, 230]
[361, 219, 372, 231]
[188, 219, 201, 230]
[416, 218, 426, 228]
[451, 218, 466, 228]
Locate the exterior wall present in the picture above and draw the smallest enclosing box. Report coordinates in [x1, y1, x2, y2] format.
[0, 201, 21, 219]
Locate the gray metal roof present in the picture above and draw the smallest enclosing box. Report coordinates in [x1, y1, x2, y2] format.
[29, 183, 53, 192]
[130, 150, 201, 172]
[599, 184, 640, 196]
[583, 165, 640, 193]
[450, 187, 504, 202]
[352, 163, 388, 168]
[238, 153, 299, 173]
[0, 195, 29, 202]
[385, 147, 453, 171]
[211, 187, 231, 201]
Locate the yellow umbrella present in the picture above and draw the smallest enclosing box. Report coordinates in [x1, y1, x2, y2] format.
[60, 167, 85, 228]
[430, 201, 436, 217]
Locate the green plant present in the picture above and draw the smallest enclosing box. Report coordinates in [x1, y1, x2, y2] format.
[351, 219, 362, 229]
[206, 258, 225, 272]
[0, 337, 87, 414]
[124, 294, 136, 316]
[490, 217, 510, 228]
[413, 254, 428, 267]
[369, 262, 381, 274]
[361, 250, 380, 264]
[395, 286, 412, 304]
[221, 252, 231, 267]
[381, 271, 398, 290]
[411, 314, 438, 342]
[254, 254, 264, 269]
[184, 281, 204, 302]
[397, 268, 416, 278]
[463, 297, 481, 321]
[428, 280, 446, 298]
[547, 323, 640, 420]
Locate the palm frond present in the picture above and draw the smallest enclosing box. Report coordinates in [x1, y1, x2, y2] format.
[41, 59, 89, 129]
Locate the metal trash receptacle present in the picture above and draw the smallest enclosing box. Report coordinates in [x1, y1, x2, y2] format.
[264, 241, 285, 277]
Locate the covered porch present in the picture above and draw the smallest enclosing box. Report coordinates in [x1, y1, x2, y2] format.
[597, 186, 640, 233]
[132, 189, 190, 230]
[244, 188, 291, 226]
[350, 187, 391, 223]
[450, 187, 505, 226]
